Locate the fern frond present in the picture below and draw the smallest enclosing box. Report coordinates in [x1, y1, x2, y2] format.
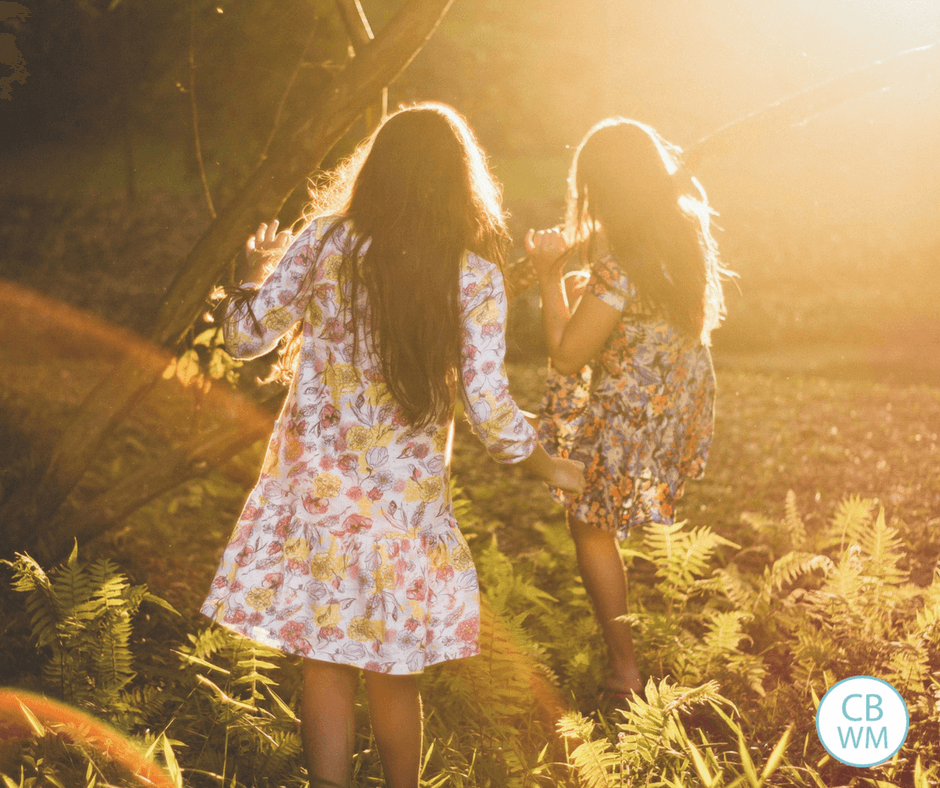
[186, 625, 240, 662]
[763, 551, 834, 603]
[789, 628, 840, 687]
[615, 678, 728, 775]
[914, 599, 940, 648]
[7, 552, 60, 649]
[257, 729, 303, 778]
[50, 542, 94, 629]
[813, 545, 866, 613]
[884, 641, 930, 690]
[784, 490, 806, 550]
[702, 611, 751, 656]
[233, 647, 280, 702]
[642, 521, 738, 602]
[557, 713, 618, 788]
[825, 495, 875, 552]
[716, 567, 759, 611]
[657, 679, 725, 716]
[857, 507, 909, 586]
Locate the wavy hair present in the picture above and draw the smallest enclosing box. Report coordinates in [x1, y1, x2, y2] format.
[565, 117, 731, 344]
[266, 103, 510, 427]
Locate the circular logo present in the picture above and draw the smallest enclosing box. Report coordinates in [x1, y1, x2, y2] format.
[816, 676, 909, 767]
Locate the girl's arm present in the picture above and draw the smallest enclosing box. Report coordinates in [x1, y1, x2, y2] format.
[526, 229, 621, 376]
[223, 219, 324, 359]
[459, 254, 585, 494]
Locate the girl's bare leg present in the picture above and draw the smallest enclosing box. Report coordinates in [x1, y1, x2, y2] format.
[568, 515, 642, 693]
[301, 659, 359, 788]
[364, 672, 423, 788]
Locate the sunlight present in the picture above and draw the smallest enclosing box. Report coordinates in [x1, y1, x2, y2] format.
[0, 689, 175, 788]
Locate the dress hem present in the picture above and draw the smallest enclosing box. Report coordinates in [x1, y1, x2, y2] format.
[199, 609, 481, 675]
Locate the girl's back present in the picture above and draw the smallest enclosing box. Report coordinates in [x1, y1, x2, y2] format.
[204, 214, 536, 673]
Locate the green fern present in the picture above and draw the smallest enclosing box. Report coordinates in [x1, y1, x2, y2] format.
[641, 521, 739, 605]
[701, 610, 751, 655]
[784, 490, 807, 550]
[765, 551, 833, 595]
[855, 506, 909, 586]
[823, 494, 875, 553]
[5, 544, 173, 712]
[716, 564, 760, 610]
[557, 713, 620, 788]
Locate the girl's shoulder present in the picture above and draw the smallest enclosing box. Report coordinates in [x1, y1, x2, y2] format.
[460, 250, 504, 286]
[309, 214, 349, 246]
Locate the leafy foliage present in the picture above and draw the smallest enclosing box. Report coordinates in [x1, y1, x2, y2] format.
[4, 542, 177, 715]
[3, 488, 940, 787]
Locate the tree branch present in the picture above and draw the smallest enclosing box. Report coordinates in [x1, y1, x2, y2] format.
[258, 16, 321, 166]
[334, 0, 387, 136]
[189, 1, 216, 219]
[335, 0, 373, 52]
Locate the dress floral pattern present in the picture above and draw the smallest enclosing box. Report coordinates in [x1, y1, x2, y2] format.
[201, 216, 537, 674]
[538, 254, 715, 538]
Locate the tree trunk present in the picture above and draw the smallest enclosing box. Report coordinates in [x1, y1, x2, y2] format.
[11, 0, 454, 540]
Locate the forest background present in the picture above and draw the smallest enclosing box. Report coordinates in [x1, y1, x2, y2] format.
[1, 0, 939, 786]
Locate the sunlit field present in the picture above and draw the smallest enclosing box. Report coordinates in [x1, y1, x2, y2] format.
[2, 0, 940, 786]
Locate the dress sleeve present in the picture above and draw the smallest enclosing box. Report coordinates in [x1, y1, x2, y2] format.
[586, 254, 634, 313]
[223, 219, 331, 359]
[458, 254, 538, 464]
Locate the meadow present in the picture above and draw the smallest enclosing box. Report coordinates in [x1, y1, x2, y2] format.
[1, 135, 939, 786]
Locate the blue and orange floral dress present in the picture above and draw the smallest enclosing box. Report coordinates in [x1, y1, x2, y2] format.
[538, 254, 715, 538]
[201, 216, 537, 674]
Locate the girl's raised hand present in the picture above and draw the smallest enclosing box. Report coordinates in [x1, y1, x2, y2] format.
[525, 228, 570, 282]
[243, 220, 294, 280]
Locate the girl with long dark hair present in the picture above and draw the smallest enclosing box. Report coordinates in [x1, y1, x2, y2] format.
[201, 103, 585, 788]
[525, 117, 731, 703]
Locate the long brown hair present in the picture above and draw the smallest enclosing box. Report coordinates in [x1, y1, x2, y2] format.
[273, 103, 510, 427]
[565, 117, 729, 344]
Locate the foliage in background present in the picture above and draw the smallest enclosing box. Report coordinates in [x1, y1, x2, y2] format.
[2, 487, 939, 787]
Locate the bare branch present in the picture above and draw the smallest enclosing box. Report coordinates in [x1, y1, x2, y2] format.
[335, 0, 373, 52]
[189, 1, 216, 219]
[259, 16, 322, 165]
[334, 0, 386, 131]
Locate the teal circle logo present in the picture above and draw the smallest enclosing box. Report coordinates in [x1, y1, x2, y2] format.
[816, 676, 909, 767]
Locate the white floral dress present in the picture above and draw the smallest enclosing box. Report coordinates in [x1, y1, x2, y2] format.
[200, 216, 537, 674]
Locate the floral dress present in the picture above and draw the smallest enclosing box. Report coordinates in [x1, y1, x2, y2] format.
[201, 216, 537, 674]
[538, 254, 715, 538]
